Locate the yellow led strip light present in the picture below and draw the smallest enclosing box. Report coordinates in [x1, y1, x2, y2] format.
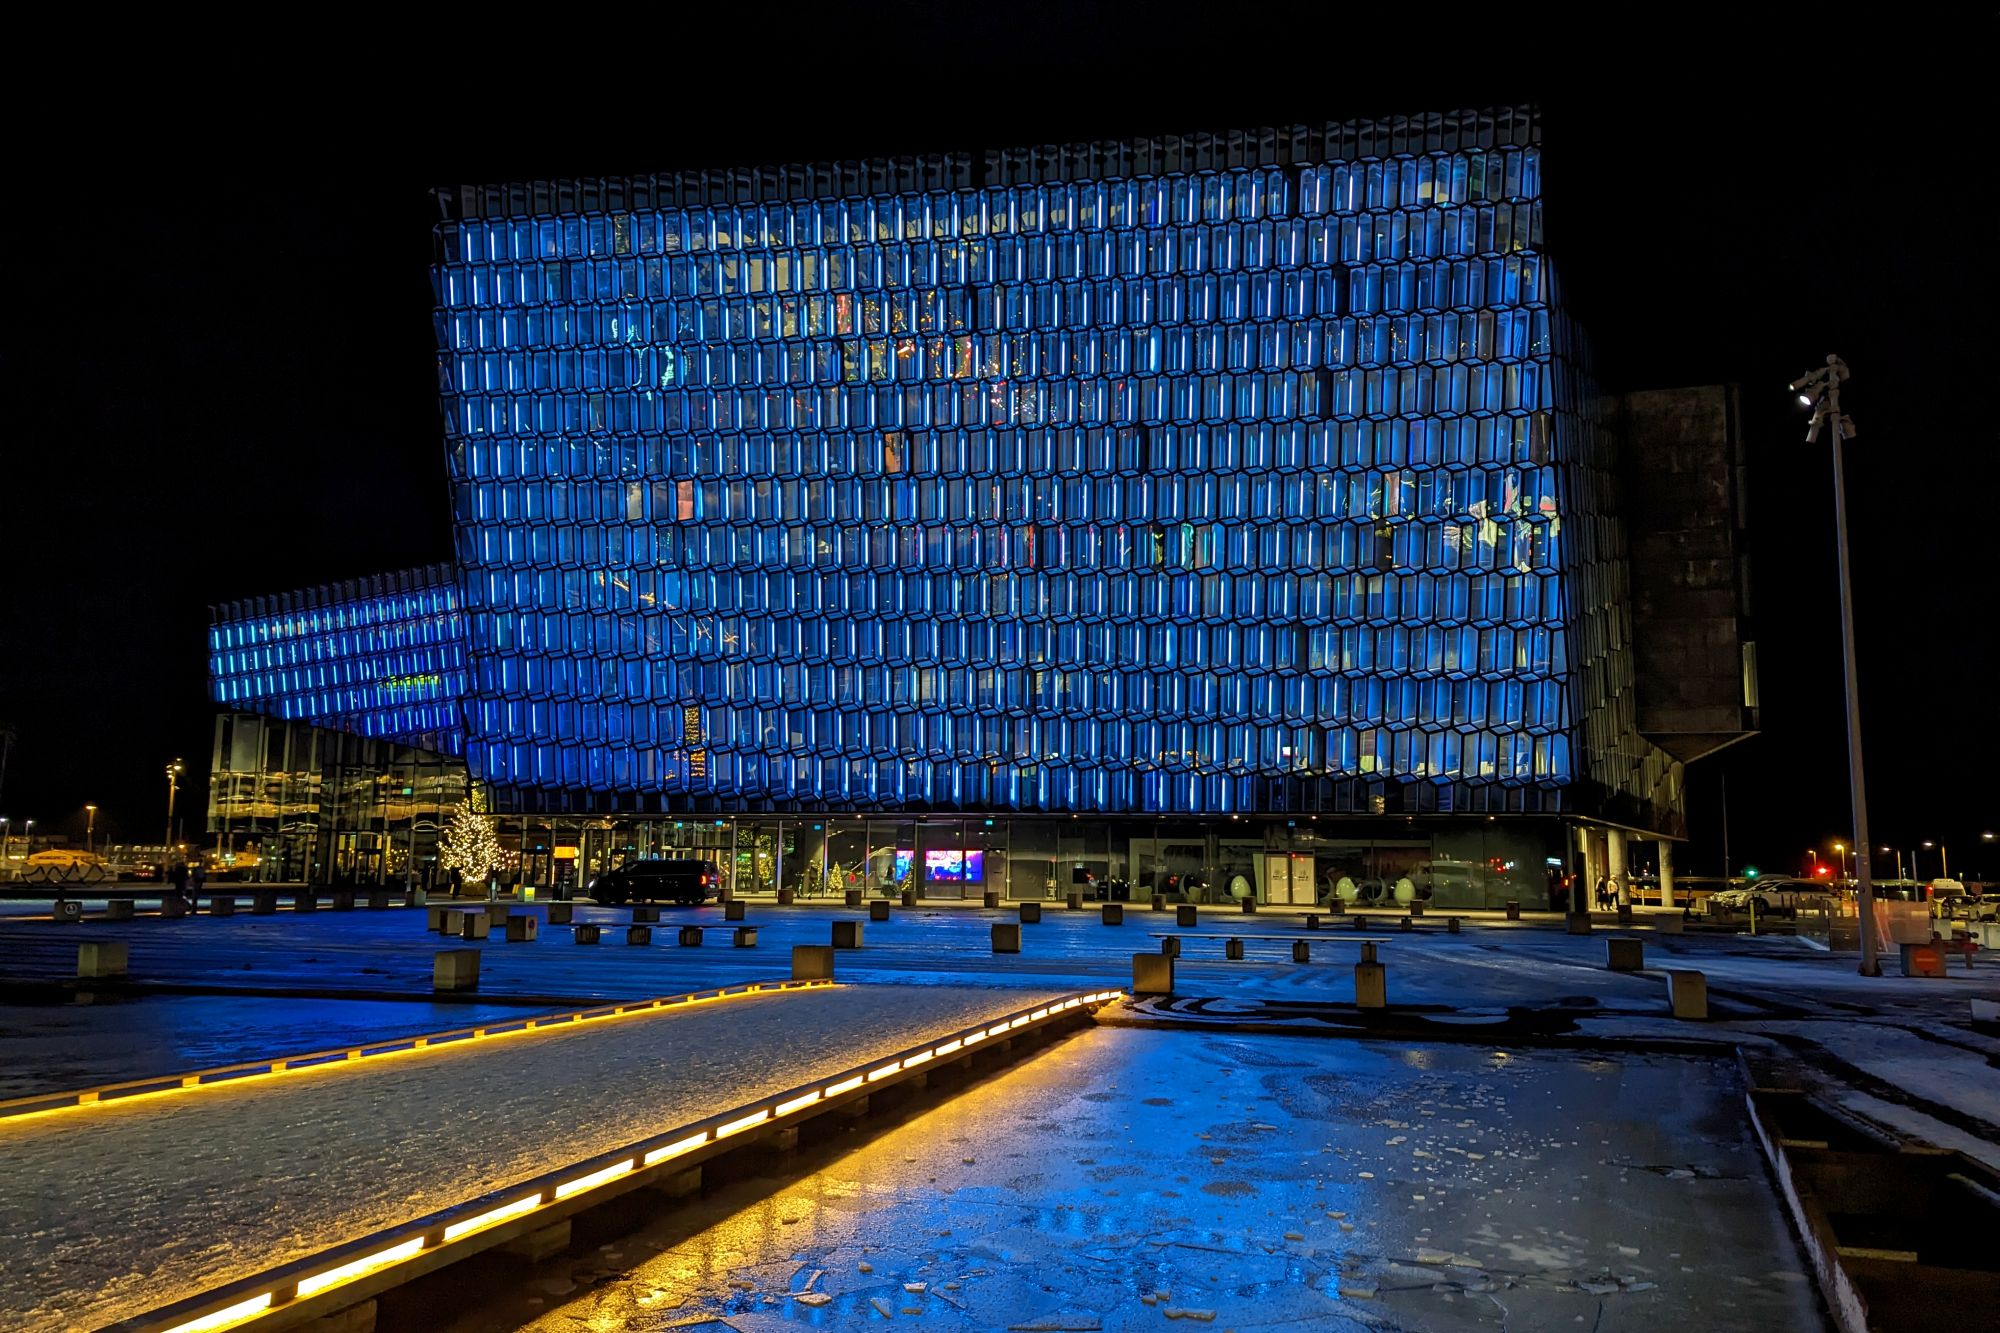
[141, 989, 1124, 1333]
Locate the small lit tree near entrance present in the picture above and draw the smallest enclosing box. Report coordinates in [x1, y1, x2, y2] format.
[438, 798, 500, 891]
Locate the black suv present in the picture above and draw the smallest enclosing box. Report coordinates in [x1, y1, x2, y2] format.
[588, 859, 720, 906]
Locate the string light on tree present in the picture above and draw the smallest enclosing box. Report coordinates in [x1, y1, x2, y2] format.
[437, 798, 500, 888]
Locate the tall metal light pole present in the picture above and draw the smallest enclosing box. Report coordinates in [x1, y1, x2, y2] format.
[1792, 355, 1878, 976]
[164, 758, 185, 861]
[85, 804, 97, 858]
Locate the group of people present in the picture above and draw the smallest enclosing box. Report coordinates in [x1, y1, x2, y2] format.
[166, 860, 206, 907]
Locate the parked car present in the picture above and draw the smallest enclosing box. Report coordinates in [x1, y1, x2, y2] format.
[586, 858, 720, 906]
[1707, 878, 1837, 917]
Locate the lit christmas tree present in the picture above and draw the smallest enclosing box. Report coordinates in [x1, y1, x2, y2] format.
[437, 798, 500, 892]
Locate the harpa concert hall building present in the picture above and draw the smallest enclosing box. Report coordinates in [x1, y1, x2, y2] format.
[206, 107, 1755, 909]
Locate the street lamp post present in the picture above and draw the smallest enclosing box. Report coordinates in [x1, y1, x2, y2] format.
[1792, 355, 1878, 976]
[164, 758, 185, 864]
[24, 819, 34, 857]
[1921, 840, 1948, 881]
[1834, 841, 1849, 886]
[85, 804, 97, 858]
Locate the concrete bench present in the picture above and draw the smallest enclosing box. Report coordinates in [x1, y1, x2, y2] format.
[733, 926, 758, 948]
[632, 905, 661, 924]
[724, 899, 746, 921]
[1019, 902, 1042, 924]
[992, 922, 1021, 954]
[505, 913, 539, 942]
[869, 899, 891, 922]
[252, 891, 277, 915]
[547, 902, 575, 925]
[626, 925, 651, 945]
[832, 920, 864, 949]
[1133, 952, 1173, 995]
[792, 944, 835, 980]
[1606, 936, 1645, 970]
[79, 940, 129, 980]
[208, 896, 236, 917]
[433, 949, 479, 992]
[677, 925, 704, 946]
[105, 900, 135, 921]
[574, 923, 601, 945]
[1102, 903, 1125, 925]
[331, 891, 355, 911]
[52, 900, 85, 923]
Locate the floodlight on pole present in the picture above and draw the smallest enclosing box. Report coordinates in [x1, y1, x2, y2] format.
[1793, 354, 1878, 976]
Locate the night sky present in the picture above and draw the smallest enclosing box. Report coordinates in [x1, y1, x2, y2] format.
[4, 10, 1991, 878]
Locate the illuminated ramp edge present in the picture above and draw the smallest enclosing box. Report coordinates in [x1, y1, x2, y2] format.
[0, 985, 1091, 1332]
[104, 990, 1122, 1333]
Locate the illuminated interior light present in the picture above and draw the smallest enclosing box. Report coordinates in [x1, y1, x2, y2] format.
[865, 1062, 902, 1082]
[294, 1237, 426, 1297]
[160, 1291, 274, 1333]
[902, 1050, 934, 1068]
[934, 1039, 962, 1055]
[824, 1075, 865, 1096]
[643, 1132, 709, 1165]
[717, 1109, 771, 1139]
[441, 1195, 540, 1241]
[775, 1091, 821, 1117]
[554, 1158, 636, 1200]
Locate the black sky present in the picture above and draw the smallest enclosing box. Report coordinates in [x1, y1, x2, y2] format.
[3, 7, 1993, 876]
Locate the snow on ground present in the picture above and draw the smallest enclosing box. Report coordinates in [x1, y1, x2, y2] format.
[0, 983, 1067, 1332]
[449, 1026, 1822, 1333]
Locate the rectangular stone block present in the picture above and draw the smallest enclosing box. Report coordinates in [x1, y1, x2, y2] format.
[1446, 916, 1460, 934]
[1668, 969, 1707, 1019]
[1161, 936, 1180, 957]
[1657, 914, 1685, 935]
[725, 899, 746, 921]
[626, 925, 651, 945]
[992, 922, 1022, 954]
[1175, 904, 1197, 928]
[678, 925, 704, 946]
[573, 923, 601, 944]
[433, 949, 479, 991]
[1616, 905, 1634, 927]
[208, 896, 235, 917]
[1354, 960, 1387, 1009]
[368, 892, 391, 910]
[632, 905, 660, 924]
[776, 888, 795, 905]
[1225, 938, 1244, 960]
[900, 888, 917, 907]
[159, 896, 188, 919]
[327, 890, 353, 911]
[1239, 897, 1257, 913]
[982, 890, 1000, 909]
[1150, 894, 1167, 912]
[1566, 912, 1593, 934]
[1132, 952, 1174, 995]
[1019, 902, 1042, 924]
[832, 920, 864, 949]
[547, 902, 574, 925]
[78, 940, 128, 979]
[406, 887, 427, 907]
[1505, 900, 1522, 920]
[505, 913, 539, 942]
[1292, 940, 1311, 963]
[1066, 892, 1083, 910]
[733, 926, 758, 948]
[458, 910, 491, 940]
[485, 902, 514, 925]
[105, 899, 135, 921]
[1303, 914, 1320, 930]
[295, 892, 318, 912]
[1101, 903, 1124, 925]
[1606, 936, 1644, 971]
[1409, 900, 1425, 917]
[792, 944, 835, 980]
[426, 904, 450, 932]
[844, 888, 863, 907]
[252, 891, 277, 914]
[48, 899, 81, 923]
[869, 899, 891, 922]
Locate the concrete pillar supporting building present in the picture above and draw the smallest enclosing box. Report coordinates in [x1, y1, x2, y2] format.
[1658, 840, 1676, 907]
[1607, 829, 1629, 908]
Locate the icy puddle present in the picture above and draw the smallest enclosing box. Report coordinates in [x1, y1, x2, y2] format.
[0, 982, 1067, 1331]
[468, 1027, 1824, 1332]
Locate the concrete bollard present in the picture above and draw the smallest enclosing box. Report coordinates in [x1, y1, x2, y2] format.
[1225, 938, 1245, 960]
[252, 891, 277, 915]
[844, 889, 863, 907]
[792, 944, 835, 981]
[992, 922, 1022, 954]
[983, 890, 1000, 909]
[1657, 914, 1685, 934]
[1293, 940, 1311, 963]
[1019, 902, 1042, 924]
[901, 888, 917, 907]
[869, 899, 891, 922]
[1304, 914, 1320, 930]
[1399, 916, 1414, 931]
[733, 926, 758, 948]
[1066, 892, 1083, 911]
[368, 891, 390, 910]
[1240, 897, 1257, 914]
[427, 904, 451, 932]
[547, 902, 574, 925]
[296, 892, 318, 912]
[1566, 912, 1593, 935]
[1354, 961, 1387, 1009]
[832, 920, 864, 949]
[433, 949, 480, 992]
[574, 923, 601, 944]
[1132, 952, 1174, 995]
[1606, 937, 1644, 971]
[1668, 969, 1708, 1019]
[78, 940, 129, 979]
[209, 896, 236, 917]
[777, 888, 795, 905]
[331, 890, 355, 911]
[1447, 916, 1460, 934]
[1151, 894, 1167, 912]
[632, 905, 660, 924]
[1161, 936, 1181, 958]
[457, 911, 491, 940]
[160, 896, 188, 919]
[725, 899, 746, 921]
[1505, 900, 1521, 921]
[678, 925, 703, 947]
[53, 899, 85, 923]
[106, 899, 135, 921]
[1617, 904, 1634, 927]
[1175, 904, 1197, 928]
[1101, 903, 1124, 925]
[484, 902, 512, 927]
[626, 925, 651, 945]
[1409, 900, 1425, 917]
[405, 887, 427, 907]
[505, 913, 539, 942]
